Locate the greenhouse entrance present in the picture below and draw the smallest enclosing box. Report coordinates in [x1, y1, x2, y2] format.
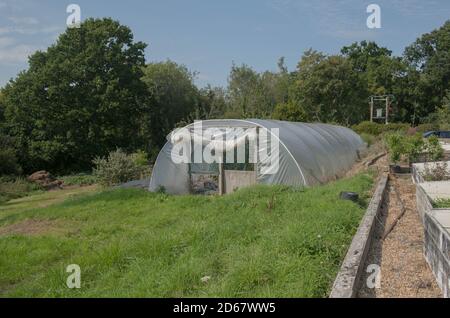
[189, 142, 257, 195]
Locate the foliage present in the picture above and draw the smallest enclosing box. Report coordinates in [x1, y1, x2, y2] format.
[423, 162, 450, 182]
[424, 136, 444, 161]
[404, 21, 450, 118]
[141, 61, 199, 149]
[0, 134, 22, 176]
[360, 133, 376, 147]
[272, 101, 308, 122]
[384, 133, 405, 164]
[415, 123, 440, 133]
[0, 177, 42, 204]
[433, 198, 450, 208]
[0, 173, 373, 297]
[384, 132, 444, 164]
[93, 149, 149, 186]
[59, 174, 98, 187]
[352, 121, 383, 135]
[227, 58, 291, 118]
[352, 121, 409, 136]
[1, 18, 147, 173]
[292, 50, 367, 125]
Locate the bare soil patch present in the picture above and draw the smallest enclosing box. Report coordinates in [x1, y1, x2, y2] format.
[0, 219, 71, 237]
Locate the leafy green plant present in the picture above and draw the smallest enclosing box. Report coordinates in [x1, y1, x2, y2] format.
[352, 121, 383, 136]
[0, 177, 42, 203]
[360, 133, 376, 146]
[93, 149, 149, 187]
[404, 134, 425, 163]
[432, 198, 450, 208]
[384, 133, 405, 164]
[424, 136, 444, 161]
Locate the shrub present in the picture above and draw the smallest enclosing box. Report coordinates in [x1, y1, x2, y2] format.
[424, 136, 444, 161]
[423, 162, 450, 182]
[416, 123, 440, 133]
[352, 121, 383, 136]
[272, 102, 308, 122]
[352, 121, 410, 137]
[360, 133, 376, 146]
[0, 134, 22, 175]
[93, 149, 150, 186]
[0, 148, 22, 176]
[0, 177, 42, 203]
[384, 133, 405, 164]
[404, 134, 425, 163]
[383, 123, 410, 134]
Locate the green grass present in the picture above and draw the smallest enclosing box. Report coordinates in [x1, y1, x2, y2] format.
[0, 177, 43, 204]
[59, 174, 99, 187]
[0, 173, 374, 298]
[432, 198, 450, 208]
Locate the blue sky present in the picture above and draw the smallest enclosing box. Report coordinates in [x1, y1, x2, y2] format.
[0, 0, 449, 88]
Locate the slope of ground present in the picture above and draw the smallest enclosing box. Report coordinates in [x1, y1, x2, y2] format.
[0, 174, 373, 298]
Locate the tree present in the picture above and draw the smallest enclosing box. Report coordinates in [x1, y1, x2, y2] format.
[227, 59, 292, 119]
[404, 20, 450, 117]
[141, 60, 199, 148]
[341, 41, 392, 73]
[196, 85, 228, 120]
[2, 18, 147, 173]
[272, 101, 308, 122]
[292, 50, 367, 125]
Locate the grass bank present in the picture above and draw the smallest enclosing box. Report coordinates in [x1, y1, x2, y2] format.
[0, 173, 373, 297]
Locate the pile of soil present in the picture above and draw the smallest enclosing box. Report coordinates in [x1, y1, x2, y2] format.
[28, 171, 63, 190]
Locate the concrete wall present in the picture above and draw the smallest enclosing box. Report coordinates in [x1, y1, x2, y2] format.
[423, 211, 450, 298]
[330, 175, 388, 298]
[415, 181, 450, 298]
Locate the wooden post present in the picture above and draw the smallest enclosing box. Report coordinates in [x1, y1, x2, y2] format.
[370, 96, 374, 122]
[219, 163, 224, 195]
[385, 96, 389, 124]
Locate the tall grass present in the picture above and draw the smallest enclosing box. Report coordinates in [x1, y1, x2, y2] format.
[0, 173, 373, 297]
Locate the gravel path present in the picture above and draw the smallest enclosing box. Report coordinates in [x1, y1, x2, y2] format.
[358, 174, 442, 298]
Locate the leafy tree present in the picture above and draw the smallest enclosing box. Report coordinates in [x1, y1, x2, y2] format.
[404, 21, 450, 118]
[292, 50, 367, 125]
[341, 41, 392, 73]
[227, 59, 292, 118]
[272, 101, 308, 122]
[141, 60, 199, 149]
[2, 18, 147, 173]
[227, 63, 262, 117]
[196, 85, 228, 120]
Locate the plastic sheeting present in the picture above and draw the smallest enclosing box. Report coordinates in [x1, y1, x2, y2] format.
[149, 119, 365, 194]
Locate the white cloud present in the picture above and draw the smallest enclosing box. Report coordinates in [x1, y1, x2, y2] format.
[0, 36, 15, 47]
[8, 16, 40, 25]
[0, 43, 38, 63]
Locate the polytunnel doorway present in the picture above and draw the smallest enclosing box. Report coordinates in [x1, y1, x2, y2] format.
[189, 140, 257, 195]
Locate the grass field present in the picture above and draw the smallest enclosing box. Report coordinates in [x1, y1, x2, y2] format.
[0, 173, 373, 297]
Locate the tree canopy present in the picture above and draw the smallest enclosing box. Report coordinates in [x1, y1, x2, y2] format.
[2, 18, 147, 172]
[1, 18, 449, 175]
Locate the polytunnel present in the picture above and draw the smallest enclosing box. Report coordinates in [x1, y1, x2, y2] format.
[149, 119, 366, 195]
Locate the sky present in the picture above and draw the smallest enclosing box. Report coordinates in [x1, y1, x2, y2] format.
[0, 0, 449, 88]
